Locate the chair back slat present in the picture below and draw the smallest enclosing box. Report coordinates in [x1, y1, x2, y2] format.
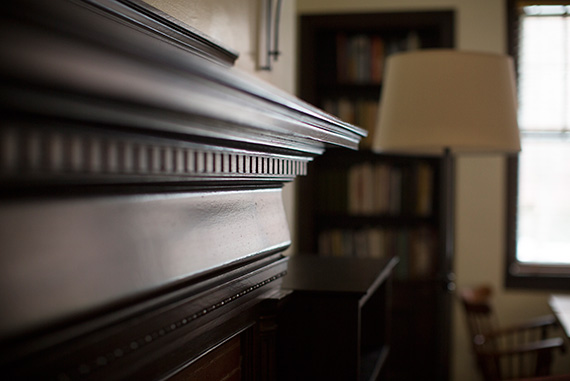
[458, 285, 562, 381]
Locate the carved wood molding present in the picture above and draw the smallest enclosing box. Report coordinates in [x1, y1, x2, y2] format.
[0, 1, 366, 379]
[1, 125, 309, 184]
[1, 0, 365, 189]
[4, 256, 288, 381]
[99, 0, 240, 65]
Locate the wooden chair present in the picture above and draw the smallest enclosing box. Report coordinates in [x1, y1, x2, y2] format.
[459, 285, 566, 381]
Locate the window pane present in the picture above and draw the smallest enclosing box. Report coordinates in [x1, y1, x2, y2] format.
[567, 15, 570, 128]
[517, 137, 570, 264]
[524, 5, 567, 16]
[506, 2, 570, 289]
[519, 16, 568, 131]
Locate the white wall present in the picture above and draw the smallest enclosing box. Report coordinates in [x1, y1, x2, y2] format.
[144, 0, 296, 92]
[298, 0, 569, 380]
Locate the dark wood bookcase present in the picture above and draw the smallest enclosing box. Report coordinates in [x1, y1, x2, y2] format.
[296, 11, 455, 381]
[278, 256, 398, 381]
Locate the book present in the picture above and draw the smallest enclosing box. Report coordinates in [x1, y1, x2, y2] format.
[388, 166, 402, 215]
[409, 227, 436, 278]
[336, 32, 348, 83]
[370, 35, 385, 83]
[416, 162, 434, 216]
[373, 163, 391, 214]
[336, 33, 387, 84]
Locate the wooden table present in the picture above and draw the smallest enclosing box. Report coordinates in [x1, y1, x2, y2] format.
[549, 294, 570, 339]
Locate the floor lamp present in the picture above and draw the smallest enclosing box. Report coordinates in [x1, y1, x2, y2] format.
[372, 49, 521, 378]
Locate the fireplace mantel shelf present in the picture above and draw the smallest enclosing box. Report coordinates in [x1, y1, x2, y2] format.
[0, 1, 364, 380]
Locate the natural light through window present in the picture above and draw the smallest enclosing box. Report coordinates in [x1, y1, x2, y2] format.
[517, 5, 570, 265]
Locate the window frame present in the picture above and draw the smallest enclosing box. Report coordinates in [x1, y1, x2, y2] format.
[505, 0, 570, 290]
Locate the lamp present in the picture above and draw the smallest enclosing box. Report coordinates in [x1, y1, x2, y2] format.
[372, 49, 521, 292]
[373, 50, 521, 154]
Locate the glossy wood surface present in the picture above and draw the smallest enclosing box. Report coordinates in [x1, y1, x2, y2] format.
[282, 255, 397, 296]
[0, 0, 364, 379]
[279, 256, 398, 381]
[0, 188, 289, 337]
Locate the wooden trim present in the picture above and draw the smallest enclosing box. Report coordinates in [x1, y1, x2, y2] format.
[1, 1, 366, 379]
[0, 124, 310, 185]
[87, 0, 239, 65]
[114, 0, 239, 65]
[2, 0, 366, 180]
[0, 188, 290, 338]
[517, 0, 570, 6]
[3, 256, 288, 380]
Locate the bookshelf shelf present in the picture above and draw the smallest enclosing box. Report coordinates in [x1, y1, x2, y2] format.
[315, 214, 436, 227]
[297, 10, 455, 380]
[317, 82, 382, 91]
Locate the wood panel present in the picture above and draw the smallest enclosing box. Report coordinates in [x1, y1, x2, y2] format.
[168, 335, 242, 381]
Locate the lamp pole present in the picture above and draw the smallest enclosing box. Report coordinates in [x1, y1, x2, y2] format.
[438, 147, 456, 380]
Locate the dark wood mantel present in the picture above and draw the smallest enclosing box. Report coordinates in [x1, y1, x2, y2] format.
[0, 1, 366, 379]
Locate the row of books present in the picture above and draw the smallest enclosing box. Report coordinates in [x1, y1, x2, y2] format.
[321, 97, 379, 148]
[336, 31, 421, 84]
[316, 161, 434, 216]
[318, 226, 437, 279]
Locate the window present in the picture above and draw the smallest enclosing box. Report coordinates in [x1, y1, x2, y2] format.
[506, 1, 570, 289]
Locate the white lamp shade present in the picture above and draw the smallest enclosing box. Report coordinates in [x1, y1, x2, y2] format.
[373, 50, 521, 154]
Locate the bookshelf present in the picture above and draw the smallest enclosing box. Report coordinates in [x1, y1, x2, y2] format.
[278, 256, 398, 381]
[296, 11, 455, 381]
